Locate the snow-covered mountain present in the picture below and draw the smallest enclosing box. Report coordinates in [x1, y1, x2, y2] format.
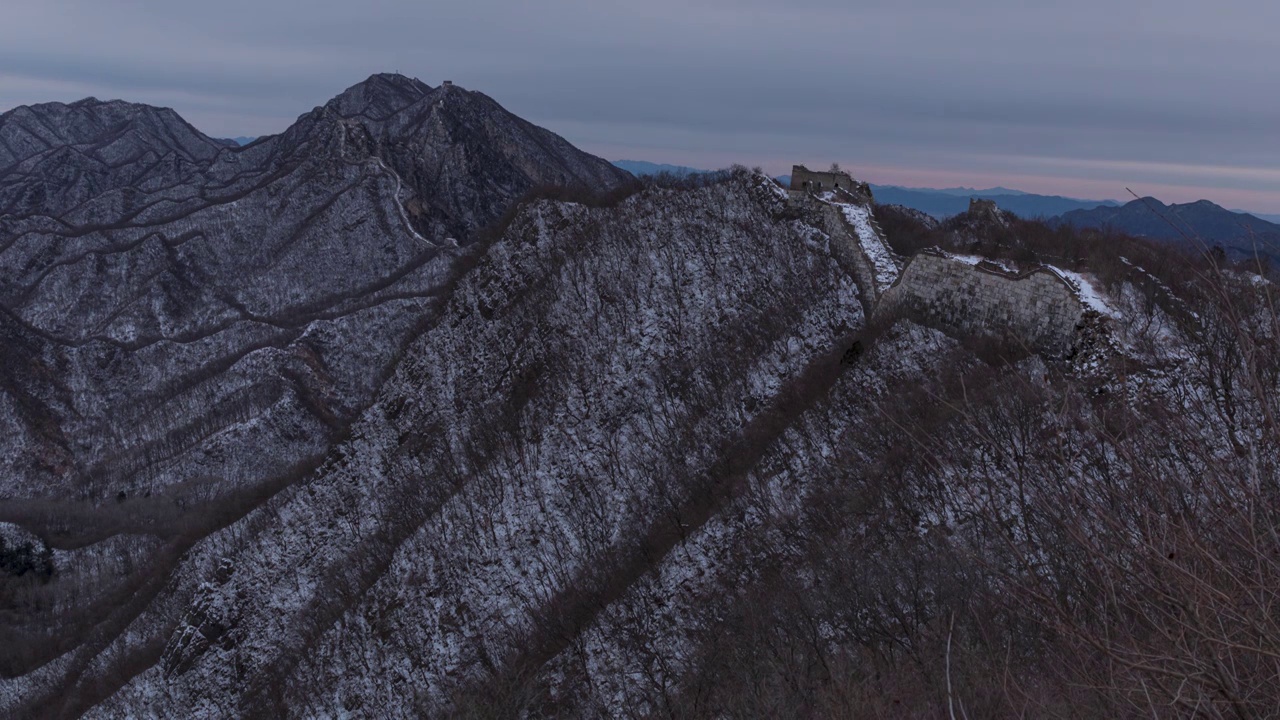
[0, 98, 234, 218]
[0, 76, 636, 715]
[2, 77, 1278, 719]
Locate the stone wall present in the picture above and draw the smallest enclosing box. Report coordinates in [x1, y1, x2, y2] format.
[877, 250, 1084, 355]
[785, 191, 887, 318]
[779, 169, 1088, 355]
[790, 165, 870, 201]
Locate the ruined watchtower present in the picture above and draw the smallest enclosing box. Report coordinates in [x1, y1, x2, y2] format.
[790, 165, 873, 203]
[967, 198, 1003, 224]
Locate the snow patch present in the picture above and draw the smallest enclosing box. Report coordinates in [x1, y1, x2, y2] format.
[755, 169, 789, 200]
[829, 200, 898, 288]
[949, 254, 1016, 273]
[1048, 267, 1119, 318]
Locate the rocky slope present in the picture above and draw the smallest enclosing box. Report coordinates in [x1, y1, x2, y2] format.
[0, 73, 633, 503]
[0, 74, 633, 716]
[2, 77, 1278, 719]
[0, 98, 232, 218]
[297, 73, 633, 243]
[75, 170, 866, 718]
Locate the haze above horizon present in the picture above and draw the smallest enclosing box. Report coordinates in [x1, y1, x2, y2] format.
[2, 0, 1276, 212]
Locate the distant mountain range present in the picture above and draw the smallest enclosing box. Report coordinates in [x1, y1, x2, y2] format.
[612, 159, 707, 177]
[768, 174, 1117, 219]
[613, 161, 1280, 263]
[1234, 210, 1280, 225]
[615, 162, 1280, 261]
[618, 164, 1119, 220]
[891, 184, 1030, 197]
[866, 186, 1119, 220]
[1058, 198, 1280, 262]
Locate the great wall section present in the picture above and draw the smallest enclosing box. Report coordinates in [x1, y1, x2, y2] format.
[878, 251, 1085, 355]
[785, 165, 1095, 356]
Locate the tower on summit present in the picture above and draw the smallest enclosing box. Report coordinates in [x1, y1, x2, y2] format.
[790, 164, 873, 202]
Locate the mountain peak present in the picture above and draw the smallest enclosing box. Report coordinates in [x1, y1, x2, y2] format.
[326, 73, 434, 120]
[364, 72, 433, 94]
[272, 72, 631, 242]
[1060, 195, 1280, 261]
[1126, 196, 1165, 208]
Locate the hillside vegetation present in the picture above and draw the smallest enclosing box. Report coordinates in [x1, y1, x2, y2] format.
[1, 78, 1278, 719]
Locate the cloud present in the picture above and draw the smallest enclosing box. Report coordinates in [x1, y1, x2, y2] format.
[1, 0, 1276, 210]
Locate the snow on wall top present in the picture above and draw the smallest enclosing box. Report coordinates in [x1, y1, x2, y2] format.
[826, 196, 899, 290]
[1045, 266, 1120, 318]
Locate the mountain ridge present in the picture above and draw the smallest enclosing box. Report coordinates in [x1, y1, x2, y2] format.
[1057, 196, 1280, 262]
[626, 164, 1120, 219]
[868, 185, 1118, 219]
[621, 159, 1278, 252]
[0, 97, 229, 169]
[612, 159, 709, 177]
[1, 76, 1277, 719]
[0, 96, 238, 217]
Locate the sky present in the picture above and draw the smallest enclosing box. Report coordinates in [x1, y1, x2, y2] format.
[2, 0, 1277, 212]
